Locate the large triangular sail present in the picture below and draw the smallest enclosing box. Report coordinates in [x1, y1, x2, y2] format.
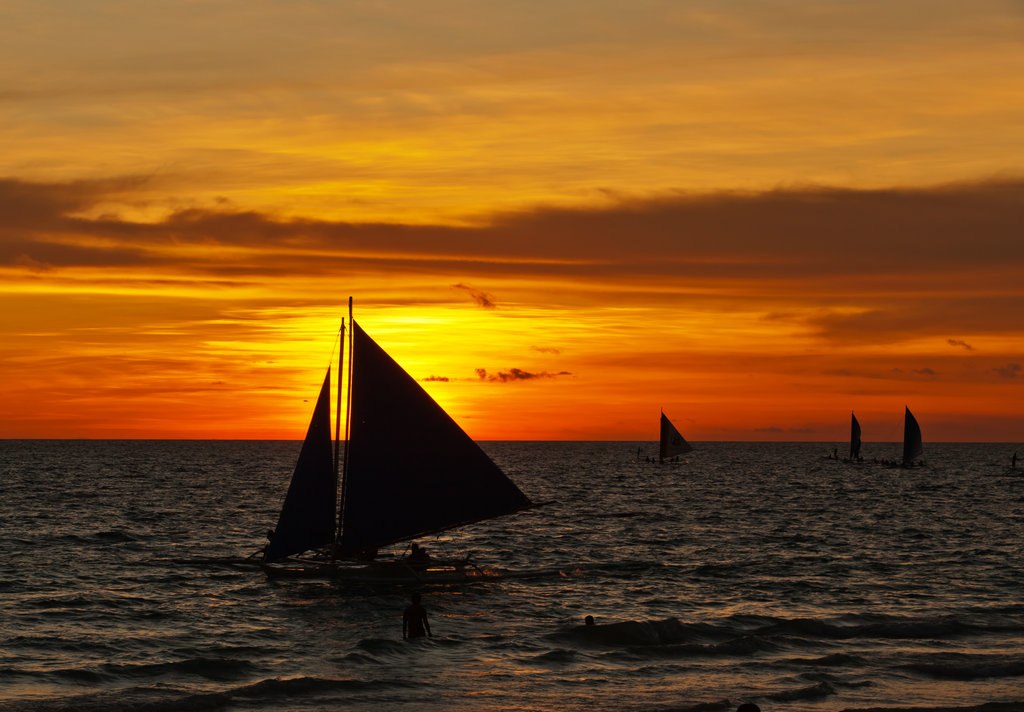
[850, 412, 861, 459]
[339, 321, 534, 553]
[902, 406, 923, 466]
[264, 371, 336, 561]
[659, 411, 694, 460]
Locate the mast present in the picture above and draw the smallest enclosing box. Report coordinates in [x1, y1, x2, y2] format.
[338, 297, 355, 546]
[333, 316, 344, 551]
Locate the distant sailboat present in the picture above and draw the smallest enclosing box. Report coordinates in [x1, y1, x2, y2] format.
[261, 300, 538, 581]
[659, 411, 694, 462]
[849, 412, 862, 460]
[902, 406, 923, 467]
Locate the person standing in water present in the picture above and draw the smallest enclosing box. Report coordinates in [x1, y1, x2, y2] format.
[403, 592, 431, 640]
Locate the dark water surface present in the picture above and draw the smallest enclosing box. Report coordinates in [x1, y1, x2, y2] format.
[1, 440, 1023, 711]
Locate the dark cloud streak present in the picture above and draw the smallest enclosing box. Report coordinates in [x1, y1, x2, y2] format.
[452, 283, 497, 308]
[475, 367, 572, 383]
[5, 175, 1024, 274]
[993, 363, 1021, 378]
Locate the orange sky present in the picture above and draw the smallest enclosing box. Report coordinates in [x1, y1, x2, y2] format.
[2, 1, 1023, 441]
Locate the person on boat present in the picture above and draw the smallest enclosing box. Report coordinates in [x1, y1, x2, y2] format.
[408, 543, 431, 564]
[261, 529, 275, 558]
[403, 593, 431, 640]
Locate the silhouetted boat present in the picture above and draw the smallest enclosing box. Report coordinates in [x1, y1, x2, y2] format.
[849, 412, 862, 460]
[260, 300, 538, 581]
[659, 411, 693, 462]
[902, 406, 923, 467]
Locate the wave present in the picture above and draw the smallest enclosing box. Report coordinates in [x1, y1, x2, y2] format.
[756, 615, 973, 640]
[900, 653, 1024, 681]
[765, 680, 836, 702]
[555, 617, 692, 646]
[788, 652, 867, 667]
[669, 700, 733, 712]
[15, 592, 159, 612]
[231, 675, 420, 698]
[551, 618, 785, 662]
[104, 657, 259, 681]
[840, 703, 1024, 712]
[532, 648, 580, 665]
[552, 612, 1022, 654]
[161, 556, 264, 572]
[90, 530, 142, 544]
[722, 612, 1024, 641]
[0, 676, 422, 712]
[26, 657, 259, 686]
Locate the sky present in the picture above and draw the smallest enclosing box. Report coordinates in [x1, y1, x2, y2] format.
[2, 0, 1023, 442]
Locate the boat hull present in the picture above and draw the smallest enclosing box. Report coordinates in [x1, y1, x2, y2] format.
[260, 557, 497, 583]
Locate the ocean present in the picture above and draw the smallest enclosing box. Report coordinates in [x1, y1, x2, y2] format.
[1, 440, 1022, 712]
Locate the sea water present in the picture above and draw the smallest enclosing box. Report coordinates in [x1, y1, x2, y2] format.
[1, 440, 1022, 712]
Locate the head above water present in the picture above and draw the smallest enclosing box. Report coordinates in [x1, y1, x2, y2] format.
[584, 615, 595, 626]
[736, 704, 761, 712]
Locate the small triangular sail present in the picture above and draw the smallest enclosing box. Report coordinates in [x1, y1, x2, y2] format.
[339, 321, 534, 553]
[902, 406, 923, 465]
[659, 411, 693, 460]
[850, 413, 861, 459]
[265, 371, 337, 561]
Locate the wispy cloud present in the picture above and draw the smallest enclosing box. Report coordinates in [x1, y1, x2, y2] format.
[452, 283, 497, 309]
[993, 363, 1021, 379]
[947, 338, 974, 351]
[475, 367, 572, 383]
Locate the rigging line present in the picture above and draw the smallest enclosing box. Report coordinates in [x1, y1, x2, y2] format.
[325, 333, 338, 371]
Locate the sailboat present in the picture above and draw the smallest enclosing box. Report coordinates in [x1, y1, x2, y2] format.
[849, 412, 862, 461]
[260, 300, 538, 581]
[902, 406, 923, 467]
[659, 411, 694, 462]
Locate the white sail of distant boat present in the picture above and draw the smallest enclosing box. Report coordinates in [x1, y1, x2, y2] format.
[659, 411, 694, 462]
[261, 299, 537, 581]
[902, 406, 923, 466]
[850, 412, 862, 460]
